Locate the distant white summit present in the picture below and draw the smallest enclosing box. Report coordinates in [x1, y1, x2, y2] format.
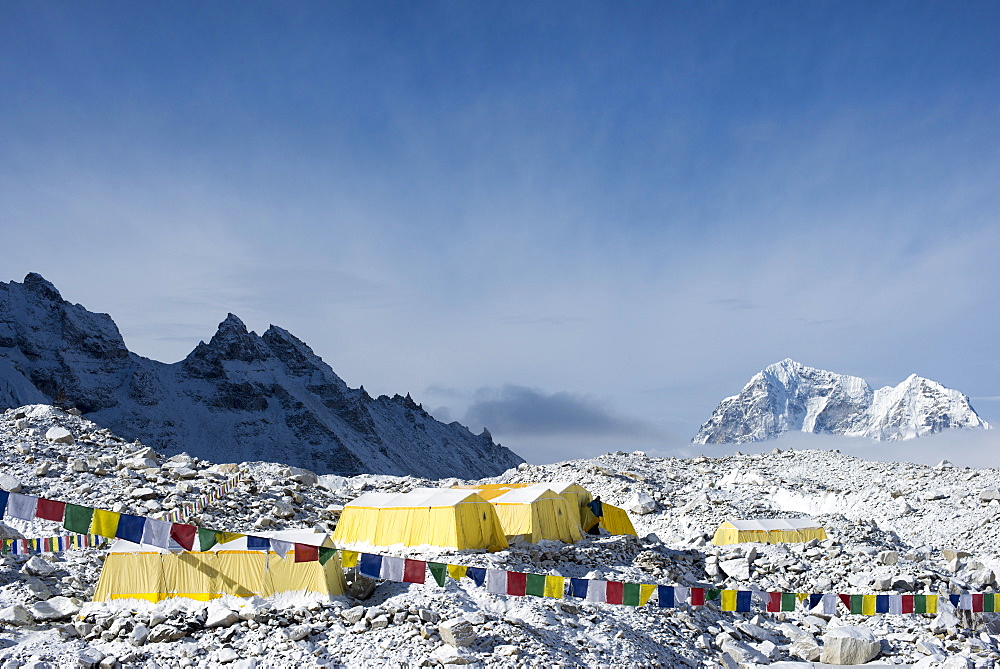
[692, 358, 989, 444]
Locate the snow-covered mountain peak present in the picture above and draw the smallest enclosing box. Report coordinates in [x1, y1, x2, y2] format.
[0, 274, 524, 477]
[693, 359, 988, 444]
[22, 272, 62, 300]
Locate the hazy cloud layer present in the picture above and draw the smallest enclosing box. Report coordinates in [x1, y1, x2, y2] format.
[463, 385, 664, 439]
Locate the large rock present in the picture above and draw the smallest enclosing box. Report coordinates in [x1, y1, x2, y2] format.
[719, 557, 751, 581]
[204, 603, 239, 628]
[626, 492, 657, 515]
[0, 604, 34, 626]
[820, 625, 880, 665]
[439, 618, 478, 647]
[29, 596, 82, 621]
[45, 426, 74, 444]
[21, 555, 56, 577]
[0, 474, 23, 492]
[788, 634, 821, 661]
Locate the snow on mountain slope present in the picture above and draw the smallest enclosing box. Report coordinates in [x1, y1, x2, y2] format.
[0, 273, 523, 478]
[693, 358, 989, 445]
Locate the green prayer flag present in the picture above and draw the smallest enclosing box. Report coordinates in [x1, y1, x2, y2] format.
[914, 595, 927, 614]
[985, 593, 995, 613]
[318, 547, 338, 566]
[525, 573, 547, 597]
[706, 588, 722, 602]
[780, 592, 797, 612]
[64, 504, 95, 535]
[849, 595, 863, 614]
[622, 582, 641, 606]
[428, 562, 448, 587]
[198, 528, 218, 551]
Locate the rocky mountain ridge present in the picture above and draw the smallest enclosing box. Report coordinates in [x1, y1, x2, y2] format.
[693, 358, 989, 445]
[0, 273, 523, 478]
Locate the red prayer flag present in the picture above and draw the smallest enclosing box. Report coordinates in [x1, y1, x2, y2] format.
[170, 523, 197, 551]
[901, 595, 914, 614]
[35, 498, 66, 522]
[507, 571, 527, 596]
[403, 559, 425, 584]
[767, 592, 782, 613]
[689, 588, 705, 606]
[838, 594, 851, 609]
[294, 543, 319, 562]
[973, 594, 984, 612]
[605, 581, 624, 605]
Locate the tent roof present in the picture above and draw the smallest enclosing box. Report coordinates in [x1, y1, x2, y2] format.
[491, 486, 563, 504]
[721, 518, 823, 531]
[108, 529, 331, 554]
[345, 487, 486, 509]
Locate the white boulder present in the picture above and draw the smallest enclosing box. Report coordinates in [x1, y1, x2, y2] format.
[29, 596, 82, 621]
[626, 492, 657, 515]
[45, 426, 74, 444]
[820, 625, 880, 665]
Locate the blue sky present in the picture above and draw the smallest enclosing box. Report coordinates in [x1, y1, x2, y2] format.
[2, 2, 1000, 463]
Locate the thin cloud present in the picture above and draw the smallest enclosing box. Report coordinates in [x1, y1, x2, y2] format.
[463, 384, 662, 439]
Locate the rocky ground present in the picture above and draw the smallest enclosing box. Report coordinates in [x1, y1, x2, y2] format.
[1, 405, 999, 667]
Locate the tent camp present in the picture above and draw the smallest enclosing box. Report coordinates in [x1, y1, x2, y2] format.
[489, 485, 584, 544]
[93, 530, 345, 603]
[712, 519, 827, 545]
[332, 488, 508, 551]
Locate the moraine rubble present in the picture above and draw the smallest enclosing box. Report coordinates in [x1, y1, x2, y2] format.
[1, 405, 1000, 666]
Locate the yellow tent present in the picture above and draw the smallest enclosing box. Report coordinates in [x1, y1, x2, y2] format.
[712, 519, 827, 545]
[580, 502, 638, 536]
[93, 530, 345, 603]
[455, 482, 637, 538]
[490, 485, 584, 544]
[333, 488, 508, 552]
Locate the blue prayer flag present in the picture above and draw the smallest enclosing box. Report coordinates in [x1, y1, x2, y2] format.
[570, 578, 589, 599]
[359, 553, 383, 579]
[465, 567, 486, 587]
[247, 535, 270, 551]
[114, 514, 146, 543]
[657, 586, 675, 608]
[736, 591, 752, 612]
[875, 595, 889, 613]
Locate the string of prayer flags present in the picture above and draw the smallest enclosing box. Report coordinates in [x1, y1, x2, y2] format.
[1, 534, 104, 555]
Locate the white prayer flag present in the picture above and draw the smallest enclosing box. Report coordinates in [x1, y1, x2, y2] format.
[586, 579, 608, 603]
[140, 518, 172, 548]
[380, 556, 405, 582]
[486, 569, 508, 594]
[7, 493, 37, 521]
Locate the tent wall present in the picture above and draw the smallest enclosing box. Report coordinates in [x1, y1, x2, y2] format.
[491, 490, 584, 544]
[712, 521, 827, 546]
[333, 494, 508, 551]
[93, 550, 345, 603]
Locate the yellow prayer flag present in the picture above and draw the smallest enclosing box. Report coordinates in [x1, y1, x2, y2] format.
[639, 584, 658, 606]
[926, 596, 938, 614]
[448, 564, 468, 580]
[721, 590, 738, 611]
[341, 550, 359, 568]
[214, 532, 244, 545]
[862, 595, 876, 616]
[544, 575, 565, 599]
[91, 509, 120, 539]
